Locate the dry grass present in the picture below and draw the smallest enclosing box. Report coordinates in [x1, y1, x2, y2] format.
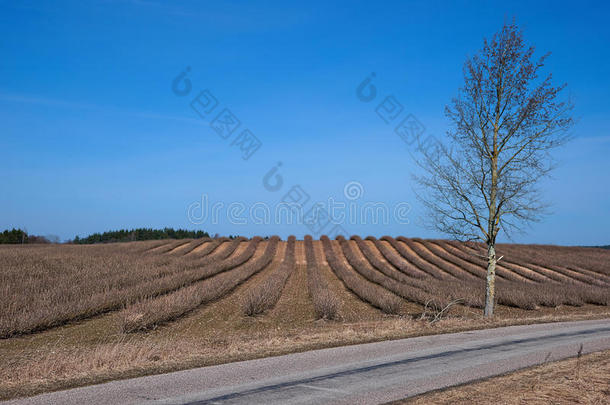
[243, 236, 296, 316]
[340, 236, 433, 307]
[350, 237, 484, 309]
[367, 237, 428, 278]
[0, 237, 609, 400]
[439, 240, 548, 282]
[120, 237, 279, 332]
[379, 236, 609, 311]
[0, 242, 185, 337]
[498, 242, 610, 277]
[305, 235, 340, 320]
[424, 239, 508, 280]
[151, 239, 192, 255]
[399, 350, 610, 404]
[352, 236, 412, 283]
[399, 237, 481, 280]
[381, 236, 450, 279]
[1, 309, 609, 401]
[1, 237, 608, 338]
[175, 237, 214, 256]
[0, 239, 244, 338]
[187, 237, 229, 257]
[322, 236, 403, 314]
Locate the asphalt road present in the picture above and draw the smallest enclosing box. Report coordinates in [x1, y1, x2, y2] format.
[5, 319, 610, 405]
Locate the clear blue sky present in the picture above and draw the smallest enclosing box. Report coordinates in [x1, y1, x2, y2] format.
[1, 0, 608, 245]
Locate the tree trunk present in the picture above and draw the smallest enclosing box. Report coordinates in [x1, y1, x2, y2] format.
[484, 243, 496, 317]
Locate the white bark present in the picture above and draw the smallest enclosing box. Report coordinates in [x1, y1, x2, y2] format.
[484, 243, 496, 317]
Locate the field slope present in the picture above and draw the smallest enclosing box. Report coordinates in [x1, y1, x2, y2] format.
[0, 236, 608, 399]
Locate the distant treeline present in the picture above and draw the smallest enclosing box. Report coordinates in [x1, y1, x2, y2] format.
[72, 228, 210, 244]
[0, 229, 55, 244]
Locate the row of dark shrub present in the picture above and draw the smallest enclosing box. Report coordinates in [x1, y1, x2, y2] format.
[72, 228, 211, 244]
[0, 228, 56, 244]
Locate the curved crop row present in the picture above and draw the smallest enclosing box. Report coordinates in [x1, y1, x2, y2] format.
[565, 265, 610, 285]
[352, 237, 590, 310]
[437, 241, 548, 283]
[140, 240, 176, 253]
[526, 262, 604, 286]
[170, 238, 210, 256]
[180, 237, 259, 282]
[305, 235, 340, 320]
[0, 238, 252, 338]
[494, 279, 610, 309]
[115, 240, 170, 254]
[2, 236, 608, 339]
[356, 237, 460, 299]
[322, 236, 402, 314]
[532, 263, 607, 286]
[422, 240, 500, 280]
[463, 241, 591, 285]
[77, 237, 251, 306]
[342, 237, 486, 308]
[182, 237, 245, 269]
[339, 237, 431, 305]
[184, 237, 228, 260]
[106, 237, 244, 292]
[422, 240, 529, 283]
[366, 237, 428, 278]
[243, 236, 296, 316]
[498, 243, 610, 277]
[442, 242, 610, 308]
[381, 236, 450, 279]
[0, 239, 241, 338]
[149, 239, 192, 255]
[397, 237, 477, 280]
[121, 237, 279, 332]
[351, 236, 412, 283]
[460, 241, 610, 283]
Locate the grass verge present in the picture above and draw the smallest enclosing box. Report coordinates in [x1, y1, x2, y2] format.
[1, 308, 608, 401]
[396, 349, 610, 404]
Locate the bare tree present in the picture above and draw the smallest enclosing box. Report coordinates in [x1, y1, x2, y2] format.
[415, 23, 573, 317]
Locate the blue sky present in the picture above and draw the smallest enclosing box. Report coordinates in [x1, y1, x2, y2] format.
[1, 0, 609, 245]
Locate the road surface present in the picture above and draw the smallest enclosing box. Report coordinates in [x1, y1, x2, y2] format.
[4, 319, 610, 405]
